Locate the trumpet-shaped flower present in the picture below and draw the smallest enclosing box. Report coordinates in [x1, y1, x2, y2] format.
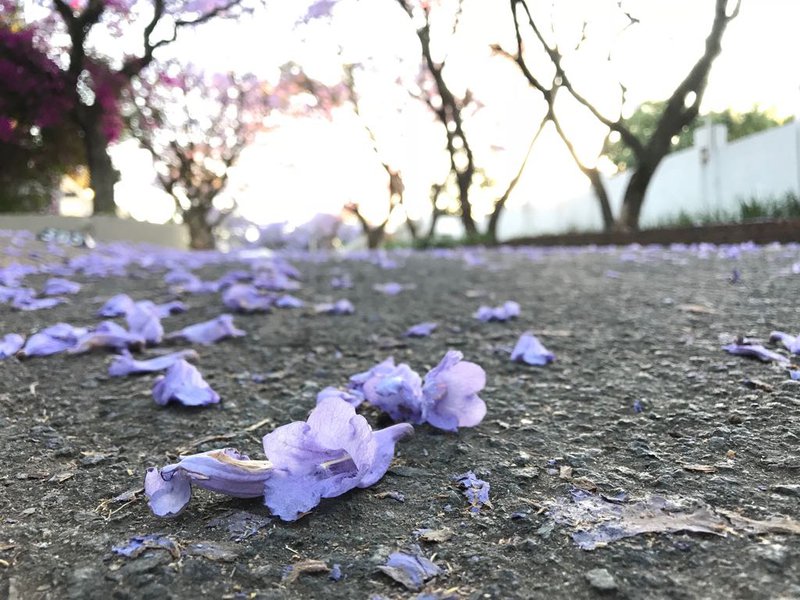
[69, 321, 145, 354]
[20, 323, 88, 357]
[126, 301, 164, 345]
[262, 397, 413, 521]
[222, 284, 273, 313]
[166, 314, 245, 345]
[510, 332, 556, 365]
[108, 349, 199, 377]
[152, 360, 220, 406]
[769, 331, 800, 354]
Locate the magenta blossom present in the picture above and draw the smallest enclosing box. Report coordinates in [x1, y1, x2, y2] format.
[166, 314, 245, 345]
[152, 360, 220, 406]
[262, 397, 413, 521]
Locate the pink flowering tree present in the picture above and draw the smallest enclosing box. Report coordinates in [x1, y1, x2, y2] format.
[11, 0, 255, 214]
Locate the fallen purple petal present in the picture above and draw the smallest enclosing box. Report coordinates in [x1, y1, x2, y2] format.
[152, 360, 220, 406]
[723, 338, 789, 364]
[421, 351, 487, 431]
[97, 293, 135, 317]
[0, 333, 24, 359]
[373, 282, 408, 295]
[769, 331, 800, 354]
[274, 294, 304, 308]
[314, 299, 354, 315]
[69, 321, 145, 354]
[222, 284, 273, 313]
[378, 546, 440, 591]
[510, 332, 556, 366]
[126, 301, 164, 345]
[20, 323, 88, 357]
[108, 349, 200, 377]
[316, 386, 365, 408]
[474, 301, 520, 322]
[42, 277, 81, 296]
[145, 448, 272, 517]
[454, 471, 491, 514]
[404, 322, 437, 338]
[112, 534, 180, 559]
[12, 295, 65, 311]
[166, 314, 245, 345]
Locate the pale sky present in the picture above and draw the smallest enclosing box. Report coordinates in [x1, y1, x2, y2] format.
[110, 0, 800, 230]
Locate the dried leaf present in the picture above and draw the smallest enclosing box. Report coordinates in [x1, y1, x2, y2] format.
[282, 559, 330, 583]
[417, 528, 454, 543]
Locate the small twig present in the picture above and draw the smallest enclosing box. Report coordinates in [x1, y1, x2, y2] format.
[175, 416, 274, 454]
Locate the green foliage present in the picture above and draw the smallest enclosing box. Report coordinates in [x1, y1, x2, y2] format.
[604, 102, 793, 172]
[649, 192, 800, 228]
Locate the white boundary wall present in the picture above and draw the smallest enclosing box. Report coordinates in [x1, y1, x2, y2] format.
[494, 121, 800, 239]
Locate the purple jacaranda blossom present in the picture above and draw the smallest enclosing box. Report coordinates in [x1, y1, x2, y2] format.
[510, 332, 556, 365]
[0, 333, 24, 359]
[97, 293, 135, 317]
[316, 386, 365, 408]
[329, 563, 342, 581]
[152, 360, 220, 406]
[164, 269, 196, 286]
[20, 323, 88, 357]
[42, 277, 81, 296]
[222, 284, 273, 313]
[166, 314, 245, 345]
[0, 263, 36, 287]
[454, 471, 491, 514]
[378, 546, 440, 591]
[373, 282, 409, 296]
[261, 396, 414, 521]
[126, 301, 164, 345]
[274, 294, 304, 309]
[633, 399, 644, 414]
[330, 274, 352, 289]
[12, 295, 65, 311]
[769, 331, 800, 354]
[252, 269, 300, 292]
[155, 300, 187, 317]
[421, 351, 487, 431]
[215, 269, 252, 289]
[112, 534, 179, 559]
[69, 321, 145, 354]
[145, 448, 272, 517]
[404, 322, 437, 338]
[474, 301, 520, 322]
[109, 349, 200, 377]
[722, 338, 789, 364]
[0, 285, 34, 304]
[790, 370, 800, 381]
[353, 351, 487, 432]
[314, 299, 354, 315]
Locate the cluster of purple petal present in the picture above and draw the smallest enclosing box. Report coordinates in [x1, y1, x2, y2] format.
[474, 301, 520, 322]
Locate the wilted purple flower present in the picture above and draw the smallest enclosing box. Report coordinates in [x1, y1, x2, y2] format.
[155, 300, 187, 317]
[404, 322, 437, 338]
[112, 534, 179, 558]
[262, 396, 414, 521]
[511, 332, 555, 365]
[790, 370, 800, 381]
[349, 357, 398, 395]
[222, 283, 273, 313]
[166, 314, 245, 345]
[274, 294, 304, 309]
[421, 351, 487, 431]
[0, 333, 24, 359]
[454, 471, 491, 514]
[252, 269, 300, 291]
[126, 301, 164, 345]
[215, 269, 252, 289]
[12, 295, 65, 311]
[20, 323, 88, 357]
[144, 448, 271, 517]
[109, 349, 200, 377]
[378, 546, 440, 591]
[769, 331, 800, 354]
[0, 285, 33, 304]
[314, 299, 354, 315]
[723, 338, 789, 364]
[164, 269, 195, 286]
[69, 321, 145, 354]
[316, 386, 364, 408]
[42, 277, 81, 296]
[475, 301, 520, 322]
[97, 293, 135, 317]
[363, 362, 424, 423]
[373, 282, 409, 296]
[152, 360, 220, 406]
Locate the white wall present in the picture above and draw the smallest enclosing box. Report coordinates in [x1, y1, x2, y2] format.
[493, 121, 800, 239]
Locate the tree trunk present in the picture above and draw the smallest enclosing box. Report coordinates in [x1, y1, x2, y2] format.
[184, 206, 216, 250]
[366, 227, 385, 249]
[458, 176, 478, 239]
[587, 169, 615, 231]
[83, 111, 119, 214]
[617, 163, 655, 231]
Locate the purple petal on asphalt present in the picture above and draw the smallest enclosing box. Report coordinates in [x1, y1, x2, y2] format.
[348, 357, 397, 395]
[454, 471, 491, 514]
[330, 275, 352, 289]
[769, 331, 800, 354]
[261, 396, 413, 521]
[329, 563, 342, 581]
[145, 448, 272, 517]
[274, 294, 304, 309]
[20, 323, 88, 357]
[155, 300, 187, 317]
[316, 386, 365, 408]
[215, 269, 253, 288]
[474, 301, 520, 322]
[0, 333, 24, 359]
[0, 285, 33, 303]
[422, 351, 487, 431]
[363, 362, 424, 424]
[790, 370, 800, 381]
[112, 534, 179, 558]
[404, 322, 437, 338]
[126, 301, 164, 345]
[97, 293, 135, 317]
[314, 299, 354, 315]
[252, 269, 301, 292]
[373, 282, 405, 295]
[42, 277, 81, 296]
[12, 295, 65, 311]
[69, 321, 145, 354]
[222, 284, 273, 313]
[109, 349, 200, 377]
[164, 269, 196, 286]
[722, 339, 789, 364]
[166, 314, 245, 345]
[378, 546, 440, 591]
[510, 332, 556, 366]
[152, 360, 220, 406]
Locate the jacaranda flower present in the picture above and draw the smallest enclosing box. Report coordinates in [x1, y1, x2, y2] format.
[0, 333, 24, 359]
[316, 386, 365, 408]
[42, 277, 81, 296]
[126, 301, 164, 345]
[769, 331, 800, 354]
[404, 322, 437, 338]
[20, 323, 88, 357]
[222, 284, 273, 313]
[511, 332, 556, 365]
[166, 314, 245, 345]
[262, 396, 414, 521]
[69, 321, 145, 354]
[144, 448, 272, 517]
[475, 301, 520, 322]
[723, 338, 789, 364]
[97, 293, 135, 317]
[314, 299, 355, 315]
[108, 349, 199, 377]
[152, 360, 220, 406]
